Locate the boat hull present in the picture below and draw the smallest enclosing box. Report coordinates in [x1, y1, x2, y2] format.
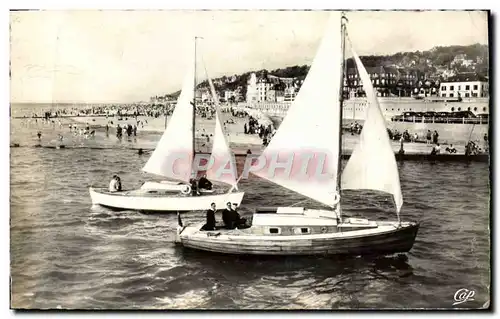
[178, 222, 419, 256]
[89, 187, 245, 212]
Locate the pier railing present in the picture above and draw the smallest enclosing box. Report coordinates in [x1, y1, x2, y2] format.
[390, 116, 489, 125]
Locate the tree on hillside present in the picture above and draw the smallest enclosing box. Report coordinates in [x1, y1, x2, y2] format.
[434, 52, 455, 66]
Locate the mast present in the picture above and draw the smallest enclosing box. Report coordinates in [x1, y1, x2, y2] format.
[164, 103, 167, 129]
[337, 13, 348, 193]
[192, 36, 199, 157]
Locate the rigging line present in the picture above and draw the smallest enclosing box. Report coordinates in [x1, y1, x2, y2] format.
[337, 13, 348, 193]
[200, 54, 229, 139]
[192, 36, 204, 158]
[200, 52, 240, 192]
[468, 123, 476, 142]
[290, 198, 312, 207]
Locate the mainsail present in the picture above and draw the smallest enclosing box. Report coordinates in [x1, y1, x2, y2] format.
[250, 12, 343, 207]
[203, 61, 239, 189]
[142, 41, 196, 183]
[341, 40, 403, 213]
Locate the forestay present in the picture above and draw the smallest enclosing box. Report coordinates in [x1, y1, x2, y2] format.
[250, 12, 342, 208]
[142, 41, 195, 183]
[341, 39, 403, 213]
[203, 61, 239, 189]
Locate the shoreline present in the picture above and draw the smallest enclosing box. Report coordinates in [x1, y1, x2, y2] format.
[8, 143, 489, 163]
[11, 112, 489, 158]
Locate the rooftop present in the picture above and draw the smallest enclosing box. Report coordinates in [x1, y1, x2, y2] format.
[346, 66, 422, 76]
[442, 73, 488, 83]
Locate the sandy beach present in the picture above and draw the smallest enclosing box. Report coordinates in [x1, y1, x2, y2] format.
[65, 113, 471, 156]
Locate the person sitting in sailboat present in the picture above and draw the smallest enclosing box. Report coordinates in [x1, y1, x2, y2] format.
[116, 176, 122, 191]
[222, 202, 246, 229]
[200, 202, 217, 231]
[232, 203, 247, 229]
[198, 174, 212, 191]
[109, 175, 120, 192]
[222, 202, 233, 228]
[190, 178, 200, 196]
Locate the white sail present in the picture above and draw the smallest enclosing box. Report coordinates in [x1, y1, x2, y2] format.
[250, 12, 343, 208]
[142, 42, 195, 183]
[203, 62, 239, 189]
[341, 41, 403, 213]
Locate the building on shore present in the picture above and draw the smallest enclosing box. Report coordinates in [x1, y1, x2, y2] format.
[246, 72, 299, 103]
[283, 86, 296, 102]
[241, 70, 490, 121]
[223, 86, 244, 103]
[194, 88, 211, 104]
[345, 66, 427, 98]
[276, 90, 285, 103]
[256, 77, 274, 102]
[246, 73, 258, 103]
[149, 94, 176, 105]
[439, 73, 489, 98]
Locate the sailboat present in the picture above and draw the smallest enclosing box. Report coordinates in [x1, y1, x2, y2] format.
[89, 38, 245, 212]
[175, 12, 419, 255]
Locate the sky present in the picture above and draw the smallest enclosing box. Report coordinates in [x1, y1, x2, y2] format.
[10, 10, 488, 103]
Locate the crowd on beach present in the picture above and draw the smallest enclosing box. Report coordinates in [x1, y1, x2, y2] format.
[68, 123, 97, 138]
[243, 116, 275, 147]
[349, 121, 432, 144]
[464, 134, 489, 156]
[20, 117, 64, 128]
[16, 102, 238, 120]
[17, 104, 171, 119]
[347, 120, 488, 156]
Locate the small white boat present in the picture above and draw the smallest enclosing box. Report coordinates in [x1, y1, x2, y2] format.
[89, 185, 244, 212]
[176, 12, 419, 255]
[89, 38, 244, 212]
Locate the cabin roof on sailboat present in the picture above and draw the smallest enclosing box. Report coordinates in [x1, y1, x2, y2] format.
[252, 207, 339, 227]
[252, 213, 338, 227]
